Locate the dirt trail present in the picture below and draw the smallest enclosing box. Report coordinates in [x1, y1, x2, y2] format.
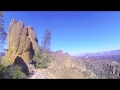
[29, 67, 85, 79]
[30, 69, 47, 79]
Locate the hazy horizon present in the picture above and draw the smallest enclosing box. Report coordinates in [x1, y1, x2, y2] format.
[3, 11, 120, 55]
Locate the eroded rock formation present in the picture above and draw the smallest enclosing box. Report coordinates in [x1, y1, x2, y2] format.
[1, 18, 40, 67]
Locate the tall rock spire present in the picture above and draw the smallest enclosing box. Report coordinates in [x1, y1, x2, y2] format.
[2, 18, 40, 69]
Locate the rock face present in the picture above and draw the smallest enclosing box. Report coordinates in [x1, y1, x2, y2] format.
[1, 18, 40, 67]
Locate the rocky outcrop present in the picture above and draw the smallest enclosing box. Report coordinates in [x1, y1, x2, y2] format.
[1, 18, 40, 67]
[29, 53, 88, 79]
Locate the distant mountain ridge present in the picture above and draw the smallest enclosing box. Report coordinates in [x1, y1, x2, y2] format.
[78, 49, 120, 57]
[77, 49, 120, 63]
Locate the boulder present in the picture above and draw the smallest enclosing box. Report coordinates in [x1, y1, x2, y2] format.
[1, 18, 40, 73]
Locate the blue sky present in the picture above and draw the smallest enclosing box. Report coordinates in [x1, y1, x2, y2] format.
[3, 11, 120, 55]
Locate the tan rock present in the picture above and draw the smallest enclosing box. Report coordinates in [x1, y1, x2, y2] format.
[28, 26, 40, 53]
[1, 19, 40, 72]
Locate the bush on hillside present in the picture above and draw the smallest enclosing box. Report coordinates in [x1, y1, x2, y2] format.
[0, 64, 27, 79]
[33, 51, 50, 69]
[0, 64, 7, 79]
[6, 65, 27, 79]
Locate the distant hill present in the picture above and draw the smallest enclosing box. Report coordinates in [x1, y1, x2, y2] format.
[78, 49, 120, 62]
[0, 52, 5, 56]
[79, 49, 120, 57]
[74, 49, 120, 79]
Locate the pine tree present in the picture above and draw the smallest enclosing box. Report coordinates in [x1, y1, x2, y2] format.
[0, 11, 7, 50]
[41, 29, 51, 53]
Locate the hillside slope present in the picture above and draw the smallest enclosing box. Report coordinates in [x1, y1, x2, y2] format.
[29, 51, 97, 79]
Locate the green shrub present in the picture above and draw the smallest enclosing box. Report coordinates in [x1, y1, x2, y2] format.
[0, 64, 27, 79]
[0, 64, 7, 79]
[6, 65, 27, 79]
[33, 51, 50, 69]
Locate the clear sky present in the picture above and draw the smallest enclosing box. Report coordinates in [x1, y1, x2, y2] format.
[3, 11, 120, 55]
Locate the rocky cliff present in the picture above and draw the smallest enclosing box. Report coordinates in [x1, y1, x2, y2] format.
[1, 19, 40, 68]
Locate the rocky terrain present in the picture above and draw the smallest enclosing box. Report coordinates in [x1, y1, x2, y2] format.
[28, 51, 97, 79]
[1, 18, 120, 79]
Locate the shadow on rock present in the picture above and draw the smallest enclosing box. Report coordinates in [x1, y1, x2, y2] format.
[13, 56, 29, 76]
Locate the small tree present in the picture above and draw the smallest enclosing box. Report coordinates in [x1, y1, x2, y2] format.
[41, 29, 51, 53]
[0, 11, 7, 50]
